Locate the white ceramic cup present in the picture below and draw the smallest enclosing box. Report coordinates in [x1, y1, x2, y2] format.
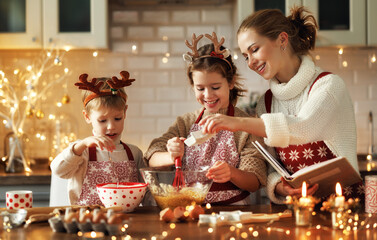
[6, 190, 33, 209]
[365, 175, 377, 213]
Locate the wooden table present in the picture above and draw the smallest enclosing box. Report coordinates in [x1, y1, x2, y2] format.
[1, 205, 377, 240]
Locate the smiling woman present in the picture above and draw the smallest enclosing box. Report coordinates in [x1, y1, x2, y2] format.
[198, 6, 362, 205]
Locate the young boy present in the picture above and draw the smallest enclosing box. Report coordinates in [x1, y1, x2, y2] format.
[51, 71, 152, 206]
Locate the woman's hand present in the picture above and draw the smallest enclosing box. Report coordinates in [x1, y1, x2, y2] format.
[166, 137, 186, 163]
[206, 161, 233, 183]
[275, 177, 319, 197]
[199, 114, 240, 134]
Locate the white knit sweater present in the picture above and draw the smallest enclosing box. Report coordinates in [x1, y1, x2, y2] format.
[256, 55, 359, 204]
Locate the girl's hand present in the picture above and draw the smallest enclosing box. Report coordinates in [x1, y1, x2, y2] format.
[81, 135, 116, 152]
[275, 177, 319, 197]
[206, 161, 232, 183]
[166, 137, 186, 163]
[199, 114, 240, 134]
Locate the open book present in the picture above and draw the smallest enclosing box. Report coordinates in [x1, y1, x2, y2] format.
[253, 141, 362, 197]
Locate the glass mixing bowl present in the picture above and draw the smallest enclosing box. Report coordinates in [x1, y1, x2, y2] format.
[139, 167, 213, 209]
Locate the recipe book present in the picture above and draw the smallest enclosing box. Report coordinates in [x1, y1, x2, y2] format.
[252, 141, 362, 197]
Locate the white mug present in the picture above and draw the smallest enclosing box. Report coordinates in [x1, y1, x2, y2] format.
[6, 190, 33, 209]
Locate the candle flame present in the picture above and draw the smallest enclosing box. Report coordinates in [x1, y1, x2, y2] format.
[336, 182, 342, 196]
[302, 181, 307, 197]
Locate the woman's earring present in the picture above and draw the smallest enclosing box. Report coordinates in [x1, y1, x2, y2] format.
[280, 45, 286, 51]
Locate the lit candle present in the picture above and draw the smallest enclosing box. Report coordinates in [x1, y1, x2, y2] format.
[299, 181, 312, 206]
[82, 231, 105, 240]
[334, 182, 345, 208]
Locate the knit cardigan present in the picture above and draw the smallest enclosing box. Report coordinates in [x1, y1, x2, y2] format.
[256, 55, 359, 204]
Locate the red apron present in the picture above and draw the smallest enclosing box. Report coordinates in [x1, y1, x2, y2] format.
[76, 142, 138, 206]
[184, 104, 250, 204]
[265, 72, 364, 199]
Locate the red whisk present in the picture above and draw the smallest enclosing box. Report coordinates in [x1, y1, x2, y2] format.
[173, 157, 185, 189]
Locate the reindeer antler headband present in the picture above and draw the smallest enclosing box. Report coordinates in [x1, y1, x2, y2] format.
[74, 71, 135, 106]
[182, 32, 232, 70]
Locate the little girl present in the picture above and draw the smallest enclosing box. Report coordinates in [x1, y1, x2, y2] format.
[51, 71, 151, 206]
[144, 33, 267, 205]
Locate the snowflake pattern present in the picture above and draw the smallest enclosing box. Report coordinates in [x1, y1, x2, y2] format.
[317, 146, 328, 158]
[357, 184, 365, 195]
[278, 151, 286, 162]
[184, 123, 242, 203]
[78, 159, 137, 206]
[344, 186, 353, 196]
[302, 148, 314, 159]
[289, 150, 300, 161]
[275, 141, 336, 174]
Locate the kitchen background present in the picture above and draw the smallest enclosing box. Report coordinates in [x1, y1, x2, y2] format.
[0, 0, 376, 167]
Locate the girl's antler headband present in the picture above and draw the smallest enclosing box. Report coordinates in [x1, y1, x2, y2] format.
[74, 71, 135, 106]
[182, 32, 232, 70]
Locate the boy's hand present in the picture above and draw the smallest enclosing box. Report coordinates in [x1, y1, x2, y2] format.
[166, 137, 186, 163]
[206, 161, 232, 183]
[81, 135, 116, 152]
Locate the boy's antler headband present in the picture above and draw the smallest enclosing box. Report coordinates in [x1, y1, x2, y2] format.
[182, 32, 232, 70]
[74, 71, 135, 106]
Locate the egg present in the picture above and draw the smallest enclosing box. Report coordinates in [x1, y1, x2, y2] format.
[92, 208, 107, 224]
[173, 206, 189, 222]
[188, 204, 205, 220]
[159, 208, 175, 222]
[79, 208, 93, 223]
[64, 208, 78, 223]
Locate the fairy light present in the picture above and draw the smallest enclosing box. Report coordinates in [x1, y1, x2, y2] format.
[165, 52, 170, 57]
[267, 227, 271, 232]
[169, 223, 176, 229]
[315, 55, 320, 60]
[342, 61, 348, 67]
[14, 69, 19, 74]
[162, 231, 168, 237]
[233, 53, 238, 60]
[371, 54, 376, 63]
[248, 227, 253, 232]
[252, 231, 259, 237]
[240, 232, 248, 238]
[64, 46, 71, 52]
[306, 231, 311, 236]
[208, 227, 213, 233]
[132, 45, 137, 53]
[162, 36, 168, 41]
[206, 203, 211, 209]
[64, 68, 69, 73]
[93, 51, 98, 57]
[162, 57, 169, 63]
[338, 48, 343, 55]
[230, 226, 236, 231]
[27, 65, 32, 71]
[47, 52, 51, 57]
[285, 230, 290, 235]
[56, 102, 63, 107]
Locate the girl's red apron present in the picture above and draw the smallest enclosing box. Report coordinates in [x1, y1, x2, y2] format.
[184, 104, 250, 205]
[265, 72, 364, 200]
[76, 142, 138, 206]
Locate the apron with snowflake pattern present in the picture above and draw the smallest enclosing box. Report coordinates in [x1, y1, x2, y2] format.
[184, 104, 250, 205]
[76, 142, 138, 206]
[265, 72, 364, 200]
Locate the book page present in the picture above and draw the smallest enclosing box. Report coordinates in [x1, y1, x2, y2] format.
[290, 156, 342, 178]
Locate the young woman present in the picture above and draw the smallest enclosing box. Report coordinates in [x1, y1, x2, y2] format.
[144, 33, 267, 205]
[199, 8, 362, 204]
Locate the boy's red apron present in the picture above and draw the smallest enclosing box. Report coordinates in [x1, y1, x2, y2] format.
[76, 142, 138, 206]
[184, 104, 250, 204]
[265, 72, 364, 200]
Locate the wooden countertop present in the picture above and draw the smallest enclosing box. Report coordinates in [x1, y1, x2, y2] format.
[0, 161, 51, 185]
[1, 205, 375, 240]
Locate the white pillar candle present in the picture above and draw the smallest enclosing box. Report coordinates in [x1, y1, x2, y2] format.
[334, 182, 345, 208]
